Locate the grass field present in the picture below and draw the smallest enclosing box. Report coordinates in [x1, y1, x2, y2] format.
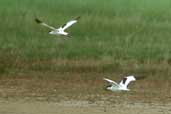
[0, 0, 171, 60]
[0, 0, 171, 75]
[0, 0, 171, 104]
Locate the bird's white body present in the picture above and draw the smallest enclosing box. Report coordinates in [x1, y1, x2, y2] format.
[49, 27, 68, 36]
[35, 17, 80, 36]
[104, 75, 136, 91]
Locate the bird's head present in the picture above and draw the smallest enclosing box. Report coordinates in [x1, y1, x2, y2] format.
[105, 85, 112, 91]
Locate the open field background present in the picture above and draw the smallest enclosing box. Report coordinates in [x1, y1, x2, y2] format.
[0, 0, 171, 61]
[0, 0, 171, 114]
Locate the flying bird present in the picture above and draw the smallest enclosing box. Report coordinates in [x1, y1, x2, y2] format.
[104, 75, 136, 91]
[35, 16, 80, 36]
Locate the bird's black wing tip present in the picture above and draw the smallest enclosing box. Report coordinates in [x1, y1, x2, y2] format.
[75, 16, 81, 20]
[35, 18, 42, 24]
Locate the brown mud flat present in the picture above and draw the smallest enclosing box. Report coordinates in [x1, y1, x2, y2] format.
[0, 99, 171, 114]
[0, 76, 171, 114]
[0, 61, 171, 114]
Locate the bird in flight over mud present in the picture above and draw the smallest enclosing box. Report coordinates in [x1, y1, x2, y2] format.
[104, 75, 136, 92]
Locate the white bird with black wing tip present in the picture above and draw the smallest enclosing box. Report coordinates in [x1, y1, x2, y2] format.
[104, 75, 136, 91]
[35, 16, 80, 36]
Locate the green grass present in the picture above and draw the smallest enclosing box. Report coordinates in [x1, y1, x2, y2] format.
[0, 0, 171, 75]
[0, 0, 171, 59]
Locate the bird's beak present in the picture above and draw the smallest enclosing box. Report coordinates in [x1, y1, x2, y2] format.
[104, 87, 107, 91]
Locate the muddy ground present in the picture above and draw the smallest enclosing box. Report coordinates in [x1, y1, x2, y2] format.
[0, 76, 171, 114]
[0, 98, 171, 114]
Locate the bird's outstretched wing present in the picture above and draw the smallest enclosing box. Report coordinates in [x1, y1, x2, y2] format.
[103, 78, 120, 87]
[61, 16, 80, 30]
[35, 18, 56, 30]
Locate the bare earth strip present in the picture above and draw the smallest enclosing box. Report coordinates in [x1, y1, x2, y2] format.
[0, 99, 171, 114]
